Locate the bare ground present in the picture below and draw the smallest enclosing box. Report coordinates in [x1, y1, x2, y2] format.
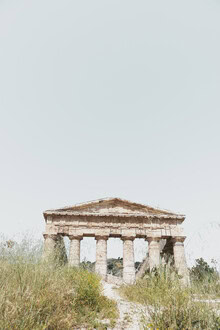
[102, 281, 149, 330]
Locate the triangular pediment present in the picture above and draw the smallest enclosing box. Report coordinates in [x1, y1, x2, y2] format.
[44, 198, 184, 219]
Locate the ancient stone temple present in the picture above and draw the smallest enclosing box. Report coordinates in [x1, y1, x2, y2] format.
[43, 198, 189, 285]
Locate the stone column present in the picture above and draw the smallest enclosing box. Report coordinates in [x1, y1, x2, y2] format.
[172, 237, 190, 285]
[55, 235, 68, 264]
[147, 237, 160, 271]
[69, 236, 82, 267]
[42, 234, 57, 261]
[123, 237, 135, 284]
[95, 236, 108, 280]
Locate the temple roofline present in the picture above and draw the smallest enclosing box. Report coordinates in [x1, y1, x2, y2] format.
[43, 197, 185, 221]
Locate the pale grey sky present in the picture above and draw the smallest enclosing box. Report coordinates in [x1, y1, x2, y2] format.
[0, 0, 219, 266]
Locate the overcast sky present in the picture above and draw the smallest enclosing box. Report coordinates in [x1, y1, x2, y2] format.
[0, 0, 219, 266]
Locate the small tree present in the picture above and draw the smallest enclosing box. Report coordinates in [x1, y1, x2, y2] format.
[190, 258, 217, 282]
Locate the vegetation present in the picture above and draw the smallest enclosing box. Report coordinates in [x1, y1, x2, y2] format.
[81, 257, 140, 277]
[107, 258, 123, 276]
[119, 264, 220, 329]
[190, 258, 220, 298]
[0, 239, 118, 329]
[1, 237, 219, 329]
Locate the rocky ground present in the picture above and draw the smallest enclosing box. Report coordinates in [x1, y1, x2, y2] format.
[102, 281, 149, 329]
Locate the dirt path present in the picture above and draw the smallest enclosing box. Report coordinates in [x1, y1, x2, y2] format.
[102, 281, 148, 329]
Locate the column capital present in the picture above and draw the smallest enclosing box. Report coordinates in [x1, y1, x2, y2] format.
[43, 233, 58, 240]
[69, 235, 83, 241]
[172, 236, 186, 244]
[146, 236, 161, 243]
[95, 235, 109, 241]
[121, 236, 135, 241]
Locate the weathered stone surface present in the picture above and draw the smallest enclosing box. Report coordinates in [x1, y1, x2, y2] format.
[42, 234, 57, 260]
[42, 234, 67, 264]
[42, 198, 189, 284]
[147, 237, 160, 270]
[95, 236, 108, 280]
[172, 237, 190, 285]
[123, 238, 135, 284]
[69, 236, 82, 267]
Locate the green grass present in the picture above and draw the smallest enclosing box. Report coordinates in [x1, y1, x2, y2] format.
[119, 266, 220, 329]
[0, 238, 118, 329]
[191, 274, 220, 300]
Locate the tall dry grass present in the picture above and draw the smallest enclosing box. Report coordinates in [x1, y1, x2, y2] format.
[0, 238, 117, 329]
[119, 265, 220, 329]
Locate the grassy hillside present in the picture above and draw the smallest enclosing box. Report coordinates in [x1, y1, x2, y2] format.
[119, 265, 220, 329]
[0, 239, 118, 329]
[1, 238, 219, 329]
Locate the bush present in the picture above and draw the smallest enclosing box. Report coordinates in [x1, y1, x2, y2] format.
[0, 238, 117, 329]
[107, 258, 123, 276]
[190, 258, 220, 298]
[191, 258, 218, 281]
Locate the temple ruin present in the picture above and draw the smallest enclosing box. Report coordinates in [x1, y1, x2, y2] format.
[43, 198, 189, 285]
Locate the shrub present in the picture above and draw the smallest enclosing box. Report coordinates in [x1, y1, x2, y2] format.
[190, 258, 220, 298]
[191, 258, 218, 282]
